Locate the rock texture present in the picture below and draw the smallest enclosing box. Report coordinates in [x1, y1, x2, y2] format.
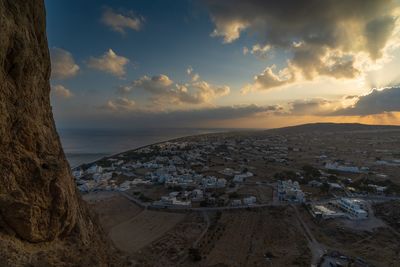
[0, 0, 126, 265]
[0, 0, 80, 244]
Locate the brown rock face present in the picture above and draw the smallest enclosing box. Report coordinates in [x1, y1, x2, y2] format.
[0, 2, 128, 265]
[0, 0, 80, 243]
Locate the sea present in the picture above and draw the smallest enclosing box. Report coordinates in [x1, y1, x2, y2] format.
[58, 128, 233, 168]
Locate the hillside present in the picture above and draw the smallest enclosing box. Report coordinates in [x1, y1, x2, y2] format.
[267, 122, 400, 134]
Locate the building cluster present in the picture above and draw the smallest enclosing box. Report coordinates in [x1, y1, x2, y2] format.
[72, 130, 398, 216]
[310, 198, 368, 220]
[277, 180, 305, 203]
[324, 162, 369, 174]
[72, 139, 265, 208]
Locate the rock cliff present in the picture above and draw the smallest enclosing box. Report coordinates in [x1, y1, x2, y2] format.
[0, 0, 125, 265]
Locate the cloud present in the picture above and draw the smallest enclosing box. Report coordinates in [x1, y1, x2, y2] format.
[50, 48, 79, 79]
[241, 65, 294, 93]
[186, 66, 194, 75]
[133, 74, 174, 94]
[187, 66, 200, 81]
[87, 49, 129, 77]
[104, 97, 136, 111]
[125, 74, 230, 105]
[191, 73, 200, 82]
[332, 86, 400, 116]
[86, 103, 280, 128]
[210, 20, 249, 43]
[101, 8, 143, 34]
[287, 99, 341, 116]
[345, 95, 359, 100]
[52, 85, 73, 98]
[243, 44, 271, 58]
[206, 0, 399, 89]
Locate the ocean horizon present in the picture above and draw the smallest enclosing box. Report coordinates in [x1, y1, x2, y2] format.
[58, 128, 240, 167]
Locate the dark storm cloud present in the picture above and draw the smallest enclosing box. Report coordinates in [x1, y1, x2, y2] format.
[332, 86, 400, 116]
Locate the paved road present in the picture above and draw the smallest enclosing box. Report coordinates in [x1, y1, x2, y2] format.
[119, 191, 284, 212]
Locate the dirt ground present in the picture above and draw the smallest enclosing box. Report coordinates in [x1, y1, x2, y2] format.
[84, 192, 143, 232]
[109, 210, 186, 253]
[299, 206, 400, 267]
[192, 207, 310, 267]
[132, 213, 206, 267]
[236, 185, 273, 204]
[84, 192, 186, 255]
[373, 200, 400, 231]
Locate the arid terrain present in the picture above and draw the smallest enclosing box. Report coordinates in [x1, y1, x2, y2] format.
[81, 124, 400, 266]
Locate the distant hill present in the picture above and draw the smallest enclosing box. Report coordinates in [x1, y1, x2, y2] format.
[266, 122, 400, 134]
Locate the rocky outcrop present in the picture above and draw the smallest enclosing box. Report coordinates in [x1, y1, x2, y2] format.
[0, 0, 126, 265]
[0, 0, 80, 244]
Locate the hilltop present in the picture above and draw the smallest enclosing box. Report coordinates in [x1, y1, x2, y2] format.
[267, 122, 400, 134]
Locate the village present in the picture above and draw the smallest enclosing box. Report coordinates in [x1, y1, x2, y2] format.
[74, 126, 400, 267]
[73, 128, 400, 220]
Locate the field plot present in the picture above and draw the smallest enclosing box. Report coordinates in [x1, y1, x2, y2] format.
[84, 192, 143, 232]
[133, 213, 206, 267]
[109, 210, 185, 253]
[195, 207, 310, 267]
[236, 185, 273, 204]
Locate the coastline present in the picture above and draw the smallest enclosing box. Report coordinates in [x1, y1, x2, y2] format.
[69, 128, 257, 169]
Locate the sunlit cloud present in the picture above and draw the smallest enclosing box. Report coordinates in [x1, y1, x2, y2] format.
[101, 7, 144, 34]
[50, 47, 79, 79]
[241, 65, 294, 93]
[87, 49, 129, 78]
[52, 85, 73, 98]
[120, 72, 230, 107]
[207, 0, 400, 91]
[103, 97, 136, 111]
[242, 44, 272, 58]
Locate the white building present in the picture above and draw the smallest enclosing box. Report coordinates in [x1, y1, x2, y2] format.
[311, 205, 345, 219]
[118, 180, 132, 191]
[217, 178, 227, 188]
[87, 164, 102, 174]
[243, 196, 257, 205]
[325, 162, 360, 173]
[231, 199, 242, 206]
[191, 189, 204, 201]
[72, 169, 83, 179]
[233, 172, 253, 183]
[278, 180, 305, 203]
[368, 184, 387, 194]
[336, 198, 368, 219]
[154, 196, 191, 207]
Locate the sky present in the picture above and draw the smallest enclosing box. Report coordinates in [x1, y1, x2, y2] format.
[46, 0, 400, 129]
